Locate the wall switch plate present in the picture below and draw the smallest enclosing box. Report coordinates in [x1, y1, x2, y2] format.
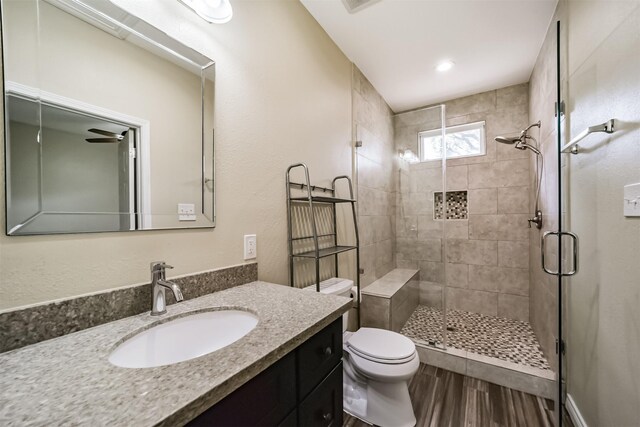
[178, 203, 196, 221]
[244, 234, 257, 260]
[624, 183, 640, 217]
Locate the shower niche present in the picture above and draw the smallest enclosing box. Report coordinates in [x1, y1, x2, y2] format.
[433, 191, 468, 220]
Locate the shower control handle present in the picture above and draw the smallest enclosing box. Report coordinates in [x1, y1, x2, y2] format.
[528, 210, 543, 229]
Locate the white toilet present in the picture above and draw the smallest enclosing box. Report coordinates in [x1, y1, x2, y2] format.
[305, 278, 420, 427]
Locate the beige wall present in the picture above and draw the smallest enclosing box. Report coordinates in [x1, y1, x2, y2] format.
[530, 0, 640, 423]
[0, 0, 353, 309]
[394, 84, 533, 321]
[352, 66, 397, 287]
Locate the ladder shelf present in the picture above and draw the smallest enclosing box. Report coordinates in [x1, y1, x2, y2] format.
[285, 163, 361, 328]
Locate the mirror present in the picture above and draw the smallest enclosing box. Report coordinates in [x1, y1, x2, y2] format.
[1, 0, 215, 235]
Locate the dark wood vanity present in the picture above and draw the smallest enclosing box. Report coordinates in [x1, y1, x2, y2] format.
[188, 318, 343, 426]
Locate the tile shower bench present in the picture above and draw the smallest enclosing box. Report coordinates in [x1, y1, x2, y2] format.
[361, 268, 419, 332]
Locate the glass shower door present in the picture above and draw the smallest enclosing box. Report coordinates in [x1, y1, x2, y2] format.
[394, 104, 447, 350]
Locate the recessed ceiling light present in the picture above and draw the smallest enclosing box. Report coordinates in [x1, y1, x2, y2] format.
[179, 0, 233, 24]
[436, 60, 455, 72]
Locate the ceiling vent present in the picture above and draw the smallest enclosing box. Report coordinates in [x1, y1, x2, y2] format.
[341, 0, 381, 14]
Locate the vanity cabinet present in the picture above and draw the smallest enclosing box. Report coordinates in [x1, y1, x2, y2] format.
[187, 318, 343, 427]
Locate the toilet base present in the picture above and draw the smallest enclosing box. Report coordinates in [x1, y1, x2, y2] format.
[343, 364, 417, 427]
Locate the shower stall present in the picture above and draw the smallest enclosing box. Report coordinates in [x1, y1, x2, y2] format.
[392, 102, 553, 371]
[353, 78, 558, 420]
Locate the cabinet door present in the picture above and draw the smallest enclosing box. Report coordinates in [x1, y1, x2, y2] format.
[297, 318, 342, 400]
[187, 352, 296, 426]
[298, 362, 343, 427]
[278, 409, 297, 427]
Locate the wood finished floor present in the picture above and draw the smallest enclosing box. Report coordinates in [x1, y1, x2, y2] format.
[343, 364, 573, 427]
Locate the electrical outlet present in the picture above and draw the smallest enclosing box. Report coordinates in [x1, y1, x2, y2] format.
[624, 183, 640, 217]
[244, 234, 257, 260]
[178, 203, 196, 221]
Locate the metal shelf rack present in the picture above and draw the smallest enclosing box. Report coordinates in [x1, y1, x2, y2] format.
[286, 163, 360, 328]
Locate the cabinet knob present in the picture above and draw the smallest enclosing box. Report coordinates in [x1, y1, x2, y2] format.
[323, 412, 333, 421]
[323, 346, 333, 356]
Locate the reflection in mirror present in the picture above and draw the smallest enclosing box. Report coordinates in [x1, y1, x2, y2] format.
[2, 0, 215, 235]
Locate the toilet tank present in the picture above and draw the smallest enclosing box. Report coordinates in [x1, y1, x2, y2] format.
[304, 278, 353, 332]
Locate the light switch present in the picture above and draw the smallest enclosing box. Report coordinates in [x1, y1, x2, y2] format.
[623, 183, 640, 217]
[178, 203, 196, 221]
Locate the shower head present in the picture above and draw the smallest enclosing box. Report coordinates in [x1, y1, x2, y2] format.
[494, 135, 541, 155]
[495, 136, 521, 145]
[495, 121, 542, 154]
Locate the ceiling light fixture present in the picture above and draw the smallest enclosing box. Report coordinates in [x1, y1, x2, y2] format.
[179, 0, 233, 24]
[436, 60, 455, 72]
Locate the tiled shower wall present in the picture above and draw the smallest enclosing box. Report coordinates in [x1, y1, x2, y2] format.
[352, 66, 397, 287]
[527, 3, 563, 371]
[394, 84, 533, 321]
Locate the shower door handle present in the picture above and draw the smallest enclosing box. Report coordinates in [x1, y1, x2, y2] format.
[541, 231, 559, 275]
[541, 231, 579, 276]
[562, 232, 579, 276]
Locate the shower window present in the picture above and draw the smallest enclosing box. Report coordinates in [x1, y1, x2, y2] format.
[418, 120, 485, 161]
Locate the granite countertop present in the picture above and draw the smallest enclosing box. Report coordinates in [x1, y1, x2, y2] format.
[0, 281, 351, 426]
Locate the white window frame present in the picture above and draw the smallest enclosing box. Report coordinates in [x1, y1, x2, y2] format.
[418, 120, 486, 162]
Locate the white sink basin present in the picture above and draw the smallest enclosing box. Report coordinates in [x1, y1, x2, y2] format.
[109, 310, 259, 368]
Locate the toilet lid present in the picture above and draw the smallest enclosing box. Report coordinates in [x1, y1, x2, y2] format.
[346, 328, 415, 362]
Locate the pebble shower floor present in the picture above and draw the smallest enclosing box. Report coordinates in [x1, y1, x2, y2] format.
[400, 305, 551, 370]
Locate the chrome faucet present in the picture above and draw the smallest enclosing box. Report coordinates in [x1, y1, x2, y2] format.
[150, 261, 184, 316]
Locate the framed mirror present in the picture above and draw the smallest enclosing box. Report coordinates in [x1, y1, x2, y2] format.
[1, 0, 215, 235]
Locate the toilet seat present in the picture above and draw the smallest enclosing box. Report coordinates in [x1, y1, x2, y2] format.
[346, 328, 416, 362]
[348, 345, 416, 364]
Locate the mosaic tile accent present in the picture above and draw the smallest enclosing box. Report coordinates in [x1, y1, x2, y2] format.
[434, 191, 468, 220]
[0, 263, 258, 353]
[400, 305, 551, 370]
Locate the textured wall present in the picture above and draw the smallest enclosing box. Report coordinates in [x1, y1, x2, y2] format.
[540, 0, 639, 424]
[527, 1, 564, 374]
[352, 66, 397, 287]
[0, 0, 353, 309]
[530, 0, 640, 423]
[394, 84, 533, 321]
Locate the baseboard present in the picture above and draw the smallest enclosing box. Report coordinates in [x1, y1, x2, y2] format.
[566, 394, 588, 427]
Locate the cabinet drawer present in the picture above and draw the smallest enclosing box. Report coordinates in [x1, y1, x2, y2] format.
[187, 351, 296, 426]
[297, 317, 342, 399]
[298, 362, 343, 427]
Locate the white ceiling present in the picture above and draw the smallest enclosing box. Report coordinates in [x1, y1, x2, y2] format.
[301, 0, 557, 112]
